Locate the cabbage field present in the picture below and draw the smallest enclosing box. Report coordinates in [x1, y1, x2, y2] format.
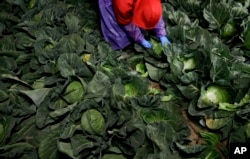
[1, 0, 250, 158]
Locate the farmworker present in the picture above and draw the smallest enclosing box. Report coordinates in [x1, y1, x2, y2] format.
[98, 0, 171, 50]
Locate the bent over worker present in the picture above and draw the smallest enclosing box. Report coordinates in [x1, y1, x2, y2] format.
[98, 0, 171, 50]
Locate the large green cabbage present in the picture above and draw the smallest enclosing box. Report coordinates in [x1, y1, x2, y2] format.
[198, 85, 233, 108]
[220, 21, 237, 38]
[63, 81, 84, 104]
[81, 109, 105, 135]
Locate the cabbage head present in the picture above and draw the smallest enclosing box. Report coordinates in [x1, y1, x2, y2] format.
[63, 81, 85, 104]
[220, 21, 237, 38]
[124, 76, 149, 97]
[198, 85, 233, 108]
[183, 57, 196, 71]
[125, 83, 141, 97]
[136, 63, 148, 77]
[81, 109, 105, 135]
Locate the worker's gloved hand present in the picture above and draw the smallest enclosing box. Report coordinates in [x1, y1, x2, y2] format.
[140, 39, 152, 49]
[159, 36, 171, 46]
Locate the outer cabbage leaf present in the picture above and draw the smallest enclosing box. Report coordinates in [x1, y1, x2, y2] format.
[70, 134, 95, 156]
[64, 12, 81, 34]
[0, 116, 16, 146]
[38, 129, 60, 159]
[85, 71, 111, 102]
[175, 142, 207, 154]
[57, 53, 93, 78]
[56, 34, 85, 54]
[203, 2, 230, 30]
[102, 154, 126, 159]
[19, 88, 52, 107]
[205, 117, 232, 130]
[0, 142, 37, 159]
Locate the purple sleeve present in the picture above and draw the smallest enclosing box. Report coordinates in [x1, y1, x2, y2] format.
[123, 23, 144, 43]
[154, 17, 167, 38]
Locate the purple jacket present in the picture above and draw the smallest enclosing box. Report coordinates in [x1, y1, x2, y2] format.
[98, 0, 167, 50]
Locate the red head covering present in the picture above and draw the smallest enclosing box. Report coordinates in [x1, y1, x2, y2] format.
[113, 0, 162, 29]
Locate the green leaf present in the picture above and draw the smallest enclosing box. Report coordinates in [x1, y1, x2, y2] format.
[32, 77, 45, 89]
[203, 149, 222, 159]
[57, 53, 93, 78]
[0, 22, 6, 36]
[145, 62, 165, 81]
[60, 122, 79, 139]
[70, 134, 95, 156]
[146, 122, 176, 152]
[229, 120, 249, 143]
[57, 141, 76, 159]
[0, 35, 16, 51]
[49, 103, 77, 119]
[244, 27, 250, 50]
[232, 61, 250, 74]
[144, 56, 168, 69]
[36, 98, 56, 128]
[9, 116, 38, 144]
[246, 122, 250, 138]
[168, 9, 192, 26]
[134, 94, 161, 108]
[34, 26, 63, 42]
[203, 2, 231, 30]
[0, 90, 9, 102]
[0, 11, 19, 22]
[180, 72, 198, 84]
[14, 32, 35, 50]
[102, 154, 126, 159]
[231, 3, 249, 18]
[0, 56, 17, 71]
[19, 88, 52, 107]
[0, 116, 16, 146]
[177, 0, 202, 14]
[200, 132, 220, 146]
[175, 142, 207, 154]
[1, 74, 32, 88]
[177, 84, 199, 99]
[64, 13, 81, 33]
[133, 144, 154, 159]
[84, 32, 101, 53]
[140, 109, 173, 124]
[85, 71, 111, 101]
[0, 143, 36, 159]
[209, 39, 231, 84]
[38, 130, 60, 159]
[95, 42, 119, 66]
[57, 34, 85, 54]
[128, 129, 145, 150]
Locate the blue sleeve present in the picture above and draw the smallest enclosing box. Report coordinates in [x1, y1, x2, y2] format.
[154, 17, 167, 38]
[123, 23, 144, 43]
